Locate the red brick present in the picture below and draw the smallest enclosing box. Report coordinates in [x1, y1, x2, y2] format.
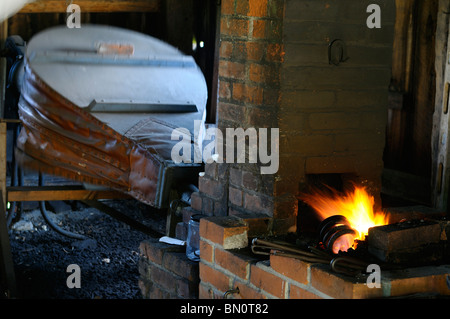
[387, 266, 450, 297]
[219, 60, 245, 80]
[252, 19, 282, 40]
[249, 0, 268, 17]
[220, 40, 233, 58]
[232, 82, 264, 105]
[190, 192, 202, 211]
[232, 41, 247, 60]
[219, 81, 232, 100]
[221, 0, 234, 15]
[250, 262, 286, 298]
[252, 20, 266, 39]
[138, 279, 150, 298]
[213, 199, 227, 216]
[246, 106, 277, 127]
[181, 206, 197, 224]
[234, 283, 267, 299]
[266, 43, 284, 62]
[198, 177, 225, 200]
[202, 197, 214, 215]
[231, 213, 271, 237]
[242, 170, 259, 191]
[200, 239, 213, 263]
[215, 248, 253, 280]
[147, 283, 172, 299]
[310, 264, 382, 299]
[229, 186, 243, 206]
[218, 102, 245, 122]
[289, 284, 322, 299]
[230, 167, 243, 185]
[139, 240, 182, 265]
[199, 282, 213, 299]
[249, 63, 264, 83]
[244, 192, 273, 214]
[199, 216, 248, 249]
[246, 42, 264, 61]
[270, 254, 309, 285]
[244, 192, 263, 212]
[235, 0, 249, 15]
[221, 17, 249, 37]
[177, 278, 199, 299]
[163, 252, 199, 282]
[199, 262, 231, 292]
[150, 266, 177, 294]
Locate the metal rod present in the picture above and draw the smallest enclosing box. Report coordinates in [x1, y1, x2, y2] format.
[253, 238, 322, 259]
[38, 172, 88, 240]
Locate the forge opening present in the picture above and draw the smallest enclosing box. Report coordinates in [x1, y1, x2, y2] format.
[297, 173, 359, 235]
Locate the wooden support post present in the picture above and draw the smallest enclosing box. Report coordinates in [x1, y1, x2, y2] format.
[20, 0, 160, 13]
[6, 185, 131, 202]
[433, 5, 450, 211]
[0, 190, 17, 298]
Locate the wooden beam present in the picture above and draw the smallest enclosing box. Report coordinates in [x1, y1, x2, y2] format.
[20, 0, 160, 13]
[7, 186, 131, 202]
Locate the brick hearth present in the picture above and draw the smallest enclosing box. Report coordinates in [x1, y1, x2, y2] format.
[198, 215, 450, 299]
[138, 0, 450, 299]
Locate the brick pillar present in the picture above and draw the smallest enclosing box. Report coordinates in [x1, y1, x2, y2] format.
[194, 0, 293, 235]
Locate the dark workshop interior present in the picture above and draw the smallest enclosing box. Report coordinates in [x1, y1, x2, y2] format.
[0, 0, 450, 300]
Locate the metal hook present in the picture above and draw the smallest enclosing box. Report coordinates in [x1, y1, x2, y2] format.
[223, 287, 240, 299]
[328, 39, 349, 66]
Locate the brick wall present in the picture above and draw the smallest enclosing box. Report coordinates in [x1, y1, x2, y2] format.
[194, 0, 294, 235]
[139, 238, 199, 299]
[279, 0, 395, 216]
[193, 0, 396, 236]
[139, 0, 449, 300]
[199, 216, 450, 299]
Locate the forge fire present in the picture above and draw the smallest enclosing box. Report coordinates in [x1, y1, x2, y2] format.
[301, 186, 390, 254]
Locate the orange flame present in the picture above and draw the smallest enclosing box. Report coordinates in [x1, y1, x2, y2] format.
[301, 185, 389, 242]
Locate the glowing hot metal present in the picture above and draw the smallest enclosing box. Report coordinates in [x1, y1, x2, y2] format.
[301, 186, 389, 253]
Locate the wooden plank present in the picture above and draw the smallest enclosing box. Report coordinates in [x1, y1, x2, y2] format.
[20, 0, 160, 13]
[7, 186, 131, 202]
[432, 0, 450, 211]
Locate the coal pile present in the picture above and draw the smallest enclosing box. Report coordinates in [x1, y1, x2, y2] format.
[8, 199, 166, 299]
